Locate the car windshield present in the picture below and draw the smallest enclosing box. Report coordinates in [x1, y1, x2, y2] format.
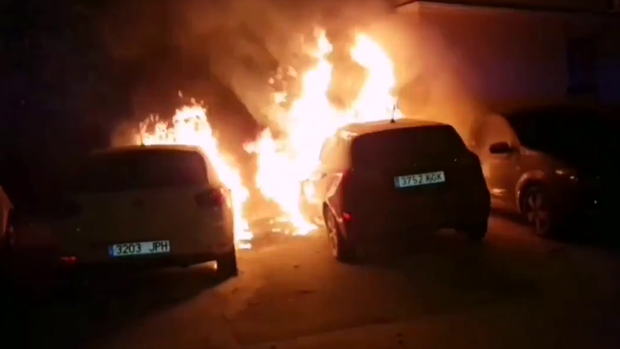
[351, 125, 468, 171]
[73, 149, 208, 193]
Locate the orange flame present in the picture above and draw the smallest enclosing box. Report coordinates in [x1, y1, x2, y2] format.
[244, 29, 401, 234]
[139, 103, 252, 249]
[137, 28, 400, 242]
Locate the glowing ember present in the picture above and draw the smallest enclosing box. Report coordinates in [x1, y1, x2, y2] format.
[138, 103, 253, 249]
[137, 28, 400, 242]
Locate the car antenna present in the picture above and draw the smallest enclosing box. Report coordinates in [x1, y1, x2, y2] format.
[390, 103, 397, 123]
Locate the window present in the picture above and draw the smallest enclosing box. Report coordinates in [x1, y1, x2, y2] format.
[566, 38, 598, 96]
[351, 125, 467, 171]
[75, 150, 208, 193]
[506, 106, 616, 162]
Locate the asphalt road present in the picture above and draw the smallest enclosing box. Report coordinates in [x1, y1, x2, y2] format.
[4, 214, 620, 349]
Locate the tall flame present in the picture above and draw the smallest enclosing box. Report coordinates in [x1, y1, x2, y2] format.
[137, 28, 400, 244]
[139, 104, 253, 249]
[244, 29, 401, 234]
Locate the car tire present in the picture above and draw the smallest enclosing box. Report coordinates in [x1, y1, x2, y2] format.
[461, 220, 488, 242]
[216, 249, 238, 279]
[324, 207, 358, 263]
[521, 186, 554, 237]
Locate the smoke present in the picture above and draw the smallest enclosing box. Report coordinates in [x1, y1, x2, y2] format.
[104, 0, 487, 148]
[405, 27, 487, 145]
[174, 0, 392, 126]
[174, 0, 486, 144]
[366, 9, 488, 146]
[103, 0, 390, 143]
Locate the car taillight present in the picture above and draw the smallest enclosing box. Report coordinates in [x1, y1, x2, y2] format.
[60, 256, 78, 265]
[195, 188, 228, 208]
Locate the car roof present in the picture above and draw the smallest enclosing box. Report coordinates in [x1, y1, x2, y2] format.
[337, 118, 446, 138]
[91, 144, 204, 156]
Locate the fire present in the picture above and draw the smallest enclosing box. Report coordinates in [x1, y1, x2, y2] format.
[136, 28, 400, 243]
[245, 29, 401, 234]
[138, 104, 253, 249]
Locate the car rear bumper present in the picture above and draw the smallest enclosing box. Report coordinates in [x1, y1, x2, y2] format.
[54, 250, 230, 273]
[344, 194, 490, 237]
[56, 232, 235, 266]
[342, 188, 491, 233]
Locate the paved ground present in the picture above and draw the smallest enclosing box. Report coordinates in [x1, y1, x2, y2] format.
[4, 214, 620, 349]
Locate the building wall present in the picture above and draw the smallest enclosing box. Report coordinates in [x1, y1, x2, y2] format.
[596, 20, 620, 108]
[392, 0, 613, 13]
[390, 2, 620, 110]
[378, 1, 620, 142]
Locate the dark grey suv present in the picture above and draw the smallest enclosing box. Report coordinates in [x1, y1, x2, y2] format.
[299, 119, 491, 262]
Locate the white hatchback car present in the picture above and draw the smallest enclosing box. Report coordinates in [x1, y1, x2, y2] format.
[50, 145, 238, 277]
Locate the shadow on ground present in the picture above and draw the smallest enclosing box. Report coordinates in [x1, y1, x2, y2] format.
[1, 264, 226, 349]
[491, 209, 620, 250]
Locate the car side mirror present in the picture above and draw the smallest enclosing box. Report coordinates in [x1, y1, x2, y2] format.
[489, 141, 513, 155]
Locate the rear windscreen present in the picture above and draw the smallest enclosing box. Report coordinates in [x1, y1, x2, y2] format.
[351, 126, 467, 170]
[74, 149, 208, 193]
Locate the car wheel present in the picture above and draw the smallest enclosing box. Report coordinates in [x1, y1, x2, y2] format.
[521, 186, 553, 236]
[324, 208, 357, 263]
[461, 220, 488, 242]
[216, 249, 238, 278]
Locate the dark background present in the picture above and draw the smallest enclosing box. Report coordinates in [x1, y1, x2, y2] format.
[0, 0, 260, 207]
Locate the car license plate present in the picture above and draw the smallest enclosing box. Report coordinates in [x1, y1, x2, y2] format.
[108, 240, 171, 257]
[394, 171, 445, 188]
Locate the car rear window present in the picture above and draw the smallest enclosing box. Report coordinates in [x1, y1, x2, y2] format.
[351, 125, 467, 171]
[75, 149, 208, 193]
